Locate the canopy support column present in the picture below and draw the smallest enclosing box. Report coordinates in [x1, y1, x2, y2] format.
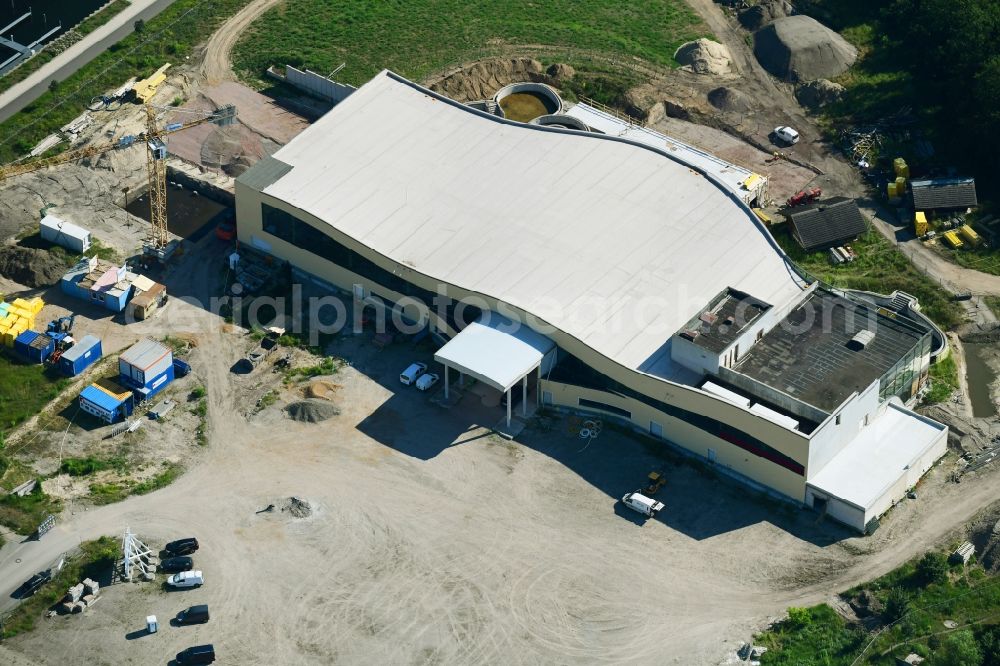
[444, 364, 449, 399]
[522, 375, 528, 417]
[506, 387, 511, 428]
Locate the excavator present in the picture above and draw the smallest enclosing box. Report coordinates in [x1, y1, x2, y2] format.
[0, 102, 237, 258]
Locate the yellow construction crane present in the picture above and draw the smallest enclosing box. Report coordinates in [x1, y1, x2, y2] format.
[0, 102, 236, 256]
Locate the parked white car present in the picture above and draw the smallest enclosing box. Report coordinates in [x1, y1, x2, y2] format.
[415, 373, 439, 391]
[774, 126, 800, 145]
[622, 492, 665, 518]
[167, 570, 204, 588]
[399, 362, 428, 386]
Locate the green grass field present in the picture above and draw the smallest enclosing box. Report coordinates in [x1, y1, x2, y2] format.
[0, 356, 69, 440]
[773, 224, 963, 330]
[232, 0, 706, 87]
[757, 550, 1000, 664]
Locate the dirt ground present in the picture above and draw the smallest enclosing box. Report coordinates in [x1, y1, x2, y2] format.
[0, 235, 996, 666]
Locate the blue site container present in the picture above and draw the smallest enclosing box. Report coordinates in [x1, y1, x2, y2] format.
[14, 330, 55, 364]
[59, 335, 102, 377]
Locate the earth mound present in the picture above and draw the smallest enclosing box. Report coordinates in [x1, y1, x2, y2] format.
[546, 63, 575, 80]
[674, 38, 733, 75]
[754, 15, 857, 82]
[285, 399, 340, 423]
[707, 86, 754, 113]
[427, 58, 547, 102]
[304, 381, 339, 401]
[980, 518, 1000, 573]
[739, 0, 793, 31]
[795, 79, 846, 109]
[0, 245, 69, 287]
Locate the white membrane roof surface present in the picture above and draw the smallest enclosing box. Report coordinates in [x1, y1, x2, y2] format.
[264, 71, 807, 373]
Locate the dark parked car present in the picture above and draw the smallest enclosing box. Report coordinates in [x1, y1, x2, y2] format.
[164, 537, 199, 556]
[176, 604, 210, 625]
[176, 644, 215, 664]
[172, 358, 192, 377]
[18, 569, 52, 597]
[159, 556, 193, 573]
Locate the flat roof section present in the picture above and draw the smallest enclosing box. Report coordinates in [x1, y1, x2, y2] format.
[434, 314, 555, 392]
[734, 290, 927, 412]
[259, 71, 808, 375]
[808, 402, 945, 511]
[679, 288, 769, 354]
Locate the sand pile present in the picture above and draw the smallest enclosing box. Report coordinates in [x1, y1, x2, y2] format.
[281, 496, 312, 518]
[428, 58, 547, 102]
[707, 86, 755, 113]
[285, 399, 340, 423]
[754, 15, 857, 82]
[0, 245, 68, 287]
[795, 79, 845, 109]
[674, 39, 733, 75]
[201, 125, 267, 177]
[739, 0, 793, 31]
[304, 381, 339, 401]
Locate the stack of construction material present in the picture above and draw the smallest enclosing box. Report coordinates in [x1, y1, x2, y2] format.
[0, 296, 43, 346]
[60, 582, 86, 614]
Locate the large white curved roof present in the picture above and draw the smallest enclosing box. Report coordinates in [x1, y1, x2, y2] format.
[263, 70, 808, 374]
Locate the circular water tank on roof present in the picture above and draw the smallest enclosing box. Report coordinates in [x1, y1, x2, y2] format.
[494, 82, 562, 123]
[528, 114, 590, 131]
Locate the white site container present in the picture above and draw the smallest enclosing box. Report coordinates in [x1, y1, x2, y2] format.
[40, 214, 91, 253]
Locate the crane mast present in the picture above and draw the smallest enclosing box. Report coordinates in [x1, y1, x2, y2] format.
[0, 103, 236, 258]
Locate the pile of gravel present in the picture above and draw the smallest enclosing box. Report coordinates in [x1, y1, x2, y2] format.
[707, 86, 755, 113]
[285, 399, 340, 423]
[674, 38, 733, 76]
[0, 245, 69, 287]
[754, 15, 857, 82]
[739, 0, 793, 31]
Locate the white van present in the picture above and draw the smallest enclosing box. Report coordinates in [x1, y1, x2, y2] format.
[622, 492, 664, 518]
[167, 571, 204, 588]
[399, 362, 427, 386]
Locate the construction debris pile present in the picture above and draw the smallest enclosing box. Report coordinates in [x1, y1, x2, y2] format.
[281, 496, 312, 518]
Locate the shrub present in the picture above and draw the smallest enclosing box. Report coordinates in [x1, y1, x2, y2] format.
[917, 551, 950, 585]
[935, 629, 982, 666]
[786, 607, 813, 629]
[883, 587, 910, 623]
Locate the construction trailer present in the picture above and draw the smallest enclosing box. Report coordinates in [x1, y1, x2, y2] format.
[40, 214, 91, 253]
[127, 277, 167, 321]
[58, 335, 102, 377]
[79, 384, 134, 424]
[118, 338, 174, 402]
[13, 330, 55, 364]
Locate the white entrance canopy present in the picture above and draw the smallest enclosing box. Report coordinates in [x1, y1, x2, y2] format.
[434, 314, 555, 393]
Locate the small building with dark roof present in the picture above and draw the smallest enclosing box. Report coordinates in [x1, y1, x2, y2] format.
[910, 177, 977, 212]
[786, 197, 867, 252]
